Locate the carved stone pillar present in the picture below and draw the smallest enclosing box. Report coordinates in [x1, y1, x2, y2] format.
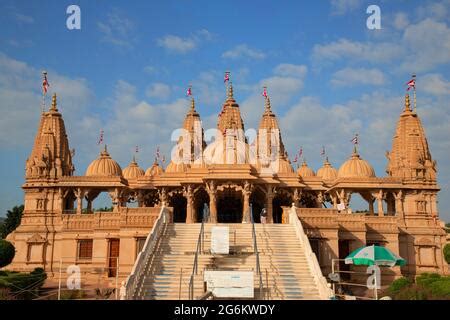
[394, 190, 404, 219]
[372, 190, 385, 216]
[315, 191, 324, 208]
[137, 190, 144, 207]
[184, 185, 194, 224]
[368, 201, 374, 215]
[242, 181, 252, 223]
[266, 186, 274, 224]
[74, 188, 84, 214]
[206, 181, 217, 223]
[293, 188, 302, 208]
[108, 188, 122, 212]
[159, 187, 168, 207]
[331, 194, 338, 209]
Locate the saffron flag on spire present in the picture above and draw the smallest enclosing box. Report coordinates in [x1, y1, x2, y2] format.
[293, 155, 298, 163]
[224, 71, 230, 83]
[156, 146, 160, 160]
[321, 146, 326, 156]
[135, 145, 139, 153]
[262, 86, 268, 98]
[298, 147, 303, 158]
[186, 86, 192, 97]
[351, 134, 359, 145]
[97, 130, 104, 145]
[406, 76, 416, 91]
[42, 71, 50, 94]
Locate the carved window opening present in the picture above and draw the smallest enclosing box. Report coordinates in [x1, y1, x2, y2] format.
[77, 239, 93, 260]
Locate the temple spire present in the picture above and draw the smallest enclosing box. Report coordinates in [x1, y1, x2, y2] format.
[227, 82, 234, 100]
[50, 93, 58, 112]
[404, 93, 411, 112]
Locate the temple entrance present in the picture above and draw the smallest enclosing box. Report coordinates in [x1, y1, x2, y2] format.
[273, 191, 292, 223]
[250, 187, 266, 223]
[194, 188, 210, 222]
[217, 189, 243, 223]
[170, 193, 187, 223]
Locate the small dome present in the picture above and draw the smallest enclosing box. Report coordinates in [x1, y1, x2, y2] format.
[86, 146, 122, 177]
[123, 157, 145, 179]
[338, 151, 375, 178]
[274, 157, 294, 174]
[317, 157, 338, 180]
[145, 160, 164, 176]
[164, 160, 187, 173]
[297, 161, 315, 177]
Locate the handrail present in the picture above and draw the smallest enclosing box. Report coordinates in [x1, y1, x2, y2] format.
[289, 203, 333, 300]
[188, 205, 207, 299]
[125, 206, 169, 299]
[250, 204, 264, 299]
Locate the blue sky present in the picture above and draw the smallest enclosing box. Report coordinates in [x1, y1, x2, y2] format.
[0, 0, 449, 221]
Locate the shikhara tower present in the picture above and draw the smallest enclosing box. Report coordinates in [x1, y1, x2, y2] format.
[6, 82, 448, 287]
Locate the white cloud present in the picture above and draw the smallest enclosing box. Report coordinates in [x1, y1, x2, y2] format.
[0, 53, 94, 154]
[98, 10, 135, 48]
[331, 67, 386, 87]
[330, 0, 362, 15]
[157, 35, 196, 53]
[273, 64, 308, 77]
[401, 18, 450, 72]
[146, 83, 171, 100]
[222, 44, 266, 60]
[420, 74, 450, 96]
[13, 13, 34, 24]
[393, 12, 409, 30]
[157, 29, 214, 54]
[312, 38, 403, 64]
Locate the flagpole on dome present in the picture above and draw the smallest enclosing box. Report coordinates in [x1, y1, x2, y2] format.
[412, 74, 417, 113]
[41, 71, 49, 114]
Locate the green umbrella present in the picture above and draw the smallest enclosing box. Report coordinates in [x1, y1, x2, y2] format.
[345, 245, 406, 267]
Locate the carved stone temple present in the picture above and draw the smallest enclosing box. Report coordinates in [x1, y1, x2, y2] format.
[5, 84, 448, 290]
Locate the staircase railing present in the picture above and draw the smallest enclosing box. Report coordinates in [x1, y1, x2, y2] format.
[289, 204, 333, 300]
[250, 204, 264, 299]
[188, 206, 206, 299]
[125, 206, 170, 299]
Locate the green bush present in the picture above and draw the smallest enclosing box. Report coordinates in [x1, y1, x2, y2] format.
[0, 239, 15, 268]
[389, 273, 450, 300]
[0, 267, 47, 299]
[444, 244, 450, 264]
[388, 277, 413, 296]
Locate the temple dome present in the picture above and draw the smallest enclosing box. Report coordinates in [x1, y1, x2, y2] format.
[86, 146, 122, 177]
[123, 157, 145, 179]
[338, 150, 375, 178]
[317, 157, 338, 180]
[274, 157, 294, 174]
[297, 161, 315, 177]
[145, 160, 164, 176]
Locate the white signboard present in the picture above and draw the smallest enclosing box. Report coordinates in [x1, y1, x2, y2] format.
[211, 226, 229, 254]
[204, 271, 254, 298]
[337, 203, 346, 211]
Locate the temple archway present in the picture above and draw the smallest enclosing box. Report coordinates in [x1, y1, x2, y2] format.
[169, 193, 187, 222]
[217, 188, 243, 223]
[273, 190, 292, 223]
[194, 187, 210, 222]
[250, 186, 266, 223]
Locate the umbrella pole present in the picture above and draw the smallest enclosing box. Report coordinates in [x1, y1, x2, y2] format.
[374, 268, 378, 300]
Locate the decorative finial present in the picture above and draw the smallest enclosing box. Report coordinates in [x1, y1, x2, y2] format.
[132, 155, 136, 163]
[404, 93, 411, 111]
[265, 96, 272, 112]
[227, 82, 234, 99]
[50, 93, 58, 111]
[190, 97, 195, 112]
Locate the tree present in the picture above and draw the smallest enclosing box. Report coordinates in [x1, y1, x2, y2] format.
[444, 243, 450, 265]
[0, 240, 15, 268]
[0, 205, 24, 239]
